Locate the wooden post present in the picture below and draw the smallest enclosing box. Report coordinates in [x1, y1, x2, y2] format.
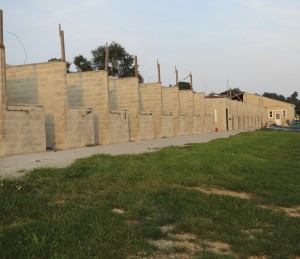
[157, 60, 161, 83]
[59, 24, 66, 61]
[0, 10, 3, 48]
[175, 66, 178, 86]
[0, 9, 6, 106]
[105, 44, 109, 71]
[190, 72, 193, 91]
[134, 56, 138, 78]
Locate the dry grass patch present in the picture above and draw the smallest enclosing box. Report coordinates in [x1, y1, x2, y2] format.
[190, 186, 253, 200]
[259, 205, 300, 217]
[112, 208, 125, 214]
[148, 226, 234, 258]
[248, 256, 268, 259]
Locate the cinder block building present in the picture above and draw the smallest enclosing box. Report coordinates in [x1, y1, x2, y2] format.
[232, 92, 295, 126]
[1, 7, 297, 157]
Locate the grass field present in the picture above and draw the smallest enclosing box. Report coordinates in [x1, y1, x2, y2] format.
[1, 130, 300, 258]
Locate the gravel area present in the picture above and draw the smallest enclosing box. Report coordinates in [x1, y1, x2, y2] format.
[0, 129, 254, 178]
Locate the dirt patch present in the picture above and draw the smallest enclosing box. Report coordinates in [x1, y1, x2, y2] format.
[259, 205, 300, 217]
[191, 186, 253, 200]
[148, 229, 234, 258]
[125, 219, 139, 225]
[172, 233, 197, 241]
[249, 256, 268, 259]
[205, 240, 232, 254]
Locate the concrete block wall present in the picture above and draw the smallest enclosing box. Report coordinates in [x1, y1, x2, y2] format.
[109, 110, 129, 144]
[236, 101, 245, 129]
[179, 114, 189, 135]
[139, 83, 163, 139]
[67, 71, 109, 145]
[193, 114, 201, 134]
[4, 105, 46, 156]
[205, 98, 238, 132]
[230, 100, 239, 130]
[162, 87, 179, 137]
[179, 90, 194, 135]
[66, 108, 95, 148]
[204, 98, 218, 131]
[161, 113, 173, 138]
[6, 62, 97, 150]
[7, 77, 38, 105]
[193, 93, 205, 134]
[109, 77, 139, 141]
[6, 62, 68, 150]
[139, 113, 154, 141]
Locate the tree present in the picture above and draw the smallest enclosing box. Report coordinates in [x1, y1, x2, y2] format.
[73, 55, 93, 72]
[286, 91, 300, 114]
[178, 81, 191, 90]
[219, 88, 242, 97]
[286, 91, 298, 104]
[262, 92, 286, 102]
[48, 58, 71, 73]
[73, 41, 144, 83]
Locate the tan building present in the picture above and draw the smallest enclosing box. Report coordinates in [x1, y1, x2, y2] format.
[233, 92, 295, 126]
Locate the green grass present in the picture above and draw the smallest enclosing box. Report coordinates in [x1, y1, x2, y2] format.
[1, 130, 300, 258]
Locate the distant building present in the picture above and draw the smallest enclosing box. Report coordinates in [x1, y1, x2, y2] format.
[232, 92, 296, 126]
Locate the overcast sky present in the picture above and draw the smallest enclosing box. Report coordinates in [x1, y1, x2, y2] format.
[2, 0, 300, 96]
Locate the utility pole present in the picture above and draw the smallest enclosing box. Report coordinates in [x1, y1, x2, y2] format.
[59, 24, 66, 61]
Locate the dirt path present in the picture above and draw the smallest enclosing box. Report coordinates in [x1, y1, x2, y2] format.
[0, 129, 254, 178]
